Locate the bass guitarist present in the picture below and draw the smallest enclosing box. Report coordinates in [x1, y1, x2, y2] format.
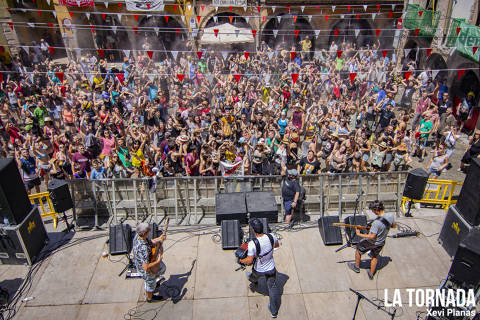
[133, 222, 167, 302]
[347, 200, 396, 280]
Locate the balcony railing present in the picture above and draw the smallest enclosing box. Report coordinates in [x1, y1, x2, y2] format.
[447, 18, 480, 63]
[404, 3, 440, 38]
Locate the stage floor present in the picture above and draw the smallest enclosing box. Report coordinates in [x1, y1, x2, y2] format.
[1, 208, 455, 320]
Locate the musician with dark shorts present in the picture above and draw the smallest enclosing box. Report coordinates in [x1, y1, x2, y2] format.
[240, 219, 280, 318]
[347, 201, 396, 280]
[133, 222, 167, 302]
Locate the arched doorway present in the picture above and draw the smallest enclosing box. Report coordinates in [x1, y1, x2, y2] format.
[91, 15, 131, 62]
[205, 12, 250, 28]
[426, 53, 448, 80]
[261, 14, 315, 53]
[452, 69, 480, 132]
[403, 39, 420, 65]
[328, 18, 374, 48]
[202, 13, 251, 53]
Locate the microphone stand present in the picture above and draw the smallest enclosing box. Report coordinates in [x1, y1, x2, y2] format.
[335, 190, 363, 252]
[350, 288, 397, 320]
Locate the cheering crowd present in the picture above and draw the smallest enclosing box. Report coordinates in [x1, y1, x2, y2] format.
[1, 39, 479, 193]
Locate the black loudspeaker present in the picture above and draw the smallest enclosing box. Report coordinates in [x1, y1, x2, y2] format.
[448, 228, 480, 286]
[48, 179, 74, 213]
[0, 206, 48, 265]
[246, 191, 278, 223]
[109, 224, 132, 255]
[0, 158, 32, 225]
[403, 168, 429, 200]
[456, 158, 480, 226]
[318, 216, 343, 246]
[249, 217, 269, 240]
[221, 220, 242, 250]
[344, 215, 368, 244]
[215, 193, 248, 225]
[438, 205, 473, 257]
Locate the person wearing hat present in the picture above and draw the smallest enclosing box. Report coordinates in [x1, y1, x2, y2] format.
[281, 168, 301, 224]
[132, 222, 167, 302]
[370, 141, 387, 172]
[239, 218, 280, 318]
[392, 143, 410, 171]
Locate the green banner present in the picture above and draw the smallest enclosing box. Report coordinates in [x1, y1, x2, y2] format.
[455, 21, 480, 62]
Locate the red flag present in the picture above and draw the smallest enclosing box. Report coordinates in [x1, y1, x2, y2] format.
[115, 73, 124, 84]
[251, 30, 257, 38]
[376, 4, 380, 11]
[229, 16, 233, 23]
[426, 48, 432, 57]
[337, 50, 343, 58]
[356, 14, 360, 20]
[456, 27, 461, 35]
[286, 5, 290, 13]
[90, 25, 95, 33]
[101, 13, 106, 21]
[196, 51, 203, 59]
[347, 5, 351, 12]
[147, 50, 153, 59]
[294, 30, 300, 38]
[376, 29, 381, 37]
[201, 5, 205, 11]
[37, 10, 42, 17]
[257, 6, 261, 12]
[48, 46, 55, 55]
[146, 3, 150, 9]
[473, 46, 478, 55]
[164, 16, 169, 23]
[458, 69, 465, 80]
[173, 4, 178, 10]
[334, 29, 339, 37]
[418, 10, 423, 17]
[55, 72, 64, 83]
[244, 51, 249, 60]
[414, 28, 420, 36]
[290, 51, 296, 60]
[177, 74, 185, 82]
[233, 74, 241, 83]
[388, 11, 393, 19]
[133, 27, 138, 35]
[291, 73, 299, 84]
[69, 12, 73, 18]
[7, 22, 12, 30]
[349, 73, 357, 84]
[229, 6, 232, 11]
[293, 16, 297, 23]
[175, 28, 180, 36]
[118, 3, 122, 9]
[214, 29, 219, 37]
[316, 6, 320, 12]
[325, 15, 329, 22]
[5, 8, 10, 14]
[134, 14, 138, 22]
[48, 23, 54, 29]
[197, 16, 201, 23]
[0, 46, 4, 53]
[382, 50, 387, 58]
[262, 16, 266, 22]
[97, 49, 104, 58]
[404, 71, 412, 81]
[0, 73, 3, 84]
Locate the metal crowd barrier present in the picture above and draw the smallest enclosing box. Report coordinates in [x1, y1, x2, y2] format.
[65, 172, 411, 227]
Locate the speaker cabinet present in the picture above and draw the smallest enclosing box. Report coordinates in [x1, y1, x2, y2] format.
[0, 158, 32, 225]
[318, 216, 343, 246]
[109, 224, 132, 255]
[438, 205, 473, 257]
[246, 191, 278, 223]
[221, 220, 242, 250]
[456, 158, 480, 226]
[48, 179, 73, 213]
[215, 193, 247, 225]
[449, 228, 480, 287]
[248, 217, 269, 240]
[344, 215, 368, 244]
[403, 168, 429, 200]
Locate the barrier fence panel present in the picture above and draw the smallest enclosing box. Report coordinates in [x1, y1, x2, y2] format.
[66, 172, 409, 226]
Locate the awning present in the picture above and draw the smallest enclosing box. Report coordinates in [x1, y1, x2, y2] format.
[200, 23, 254, 44]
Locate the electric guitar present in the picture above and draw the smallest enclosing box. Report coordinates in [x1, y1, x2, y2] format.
[332, 222, 370, 231]
[147, 217, 169, 274]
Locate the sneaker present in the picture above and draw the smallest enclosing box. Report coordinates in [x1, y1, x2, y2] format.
[348, 262, 360, 273]
[249, 282, 257, 293]
[268, 303, 277, 318]
[418, 158, 424, 163]
[147, 294, 166, 302]
[367, 270, 375, 280]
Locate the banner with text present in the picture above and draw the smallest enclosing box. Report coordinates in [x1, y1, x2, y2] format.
[212, 0, 246, 7]
[220, 160, 244, 177]
[125, 0, 165, 11]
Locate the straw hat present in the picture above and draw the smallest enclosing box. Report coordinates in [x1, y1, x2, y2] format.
[44, 117, 53, 122]
[176, 135, 189, 144]
[397, 143, 408, 151]
[378, 142, 387, 149]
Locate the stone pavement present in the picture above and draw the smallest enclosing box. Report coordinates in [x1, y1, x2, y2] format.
[0, 208, 454, 320]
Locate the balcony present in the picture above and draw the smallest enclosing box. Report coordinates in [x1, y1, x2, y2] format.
[404, 3, 440, 38]
[446, 18, 480, 63]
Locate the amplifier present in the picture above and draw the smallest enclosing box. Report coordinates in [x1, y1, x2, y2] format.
[109, 224, 132, 256]
[216, 193, 248, 225]
[246, 191, 278, 223]
[438, 205, 473, 257]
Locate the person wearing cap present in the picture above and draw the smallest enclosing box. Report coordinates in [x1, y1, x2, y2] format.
[239, 218, 280, 318]
[281, 168, 300, 224]
[392, 143, 410, 171]
[132, 222, 167, 302]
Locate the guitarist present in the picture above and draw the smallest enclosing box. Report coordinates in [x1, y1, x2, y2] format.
[133, 222, 167, 302]
[239, 219, 280, 319]
[347, 200, 396, 280]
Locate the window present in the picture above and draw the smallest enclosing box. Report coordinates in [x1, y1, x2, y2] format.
[425, 0, 437, 11]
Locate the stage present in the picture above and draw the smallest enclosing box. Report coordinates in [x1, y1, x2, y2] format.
[1, 208, 454, 320]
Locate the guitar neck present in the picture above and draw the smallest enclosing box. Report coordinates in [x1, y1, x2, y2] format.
[332, 223, 370, 230]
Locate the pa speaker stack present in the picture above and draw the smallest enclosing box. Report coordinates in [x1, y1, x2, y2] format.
[48, 179, 74, 213]
[403, 168, 429, 200]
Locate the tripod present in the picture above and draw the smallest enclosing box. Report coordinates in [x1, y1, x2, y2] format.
[335, 190, 363, 253]
[350, 288, 396, 320]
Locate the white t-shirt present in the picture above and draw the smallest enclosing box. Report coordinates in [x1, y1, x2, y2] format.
[247, 234, 277, 273]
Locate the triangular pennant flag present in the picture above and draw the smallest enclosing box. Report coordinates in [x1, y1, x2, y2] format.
[90, 25, 95, 33]
[235, 29, 240, 38]
[86, 12, 90, 20]
[104, 1, 108, 8]
[334, 29, 339, 37]
[97, 49, 104, 58]
[115, 73, 124, 84]
[356, 14, 360, 20]
[404, 71, 412, 81]
[294, 30, 300, 38]
[363, 5, 368, 11]
[382, 50, 387, 58]
[404, 48, 411, 57]
[315, 51, 321, 59]
[265, 74, 271, 83]
[154, 27, 159, 36]
[134, 14, 139, 22]
[48, 23, 54, 29]
[88, 75, 94, 85]
[347, 5, 351, 11]
[308, 15, 312, 22]
[432, 70, 439, 80]
[46, 0, 50, 4]
[245, 16, 250, 23]
[74, 48, 81, 57]
[376, 4, 380, 11]
[222, 51, 228, 60]
[474, 46, 479, 55]
[233, 74, 241, 83]
[52, 11, 56, 18]
[458, 69, 465, 80]
[392, 4, 396, 11]
[354, 29, 360, 37]
[277, 16, 281, 23]
[55, 72, 64, 83]
[388, 11, 393, 19]
[337, 50, 343, 58]
[376, 29, 381, 37]
[450, 47, 455, 56]
[286, 5, 290, 13]
[349, 73, 357, 84]
[47, 46, 55, 55]
[214, 29, 219, 37]
[372, 13, 377, 20]
[293, 16, 297, 23]
[229, 6, 232, 12]
[290, 51, 296, 60]
[267, 51, 274, 60]
[229, 16, 233, 23]
[207, 73, 214, 84]
[418, 10, 423, 17]
[118, 3, 122, 8]
[147, 50, 153, 59]
[22, 46, 29, 54]
[7, 22, 13, 30]
[291, 73, 298, 84]
[133, 27, 138, 35]
[177, 74, 185, 82]
[314, 30, 320, 38]
[117, 13, 122, 21]
[0, 73, 3, 84]
[76, 0, 80, 6]
[112, 25, 117, 34]
[201, 5, 205, 11]
[69, 12, 73, 19]
[414, 28, 420, 36]
[262, 16, 266, 22]
[164, 16, 169, 23]
[101, 13, 106, 21]
[213, 16, 218, 23]
[251, 30, 257, 38]
[37, 10, 42, 17]
[426, 48, 432, 57]
[27, 22, 35, 28]
[257, 6, 261, 12]
[456, 27, 461, 35]
[214, 5, 218, 11]
[196, 51, 203, 59]
[244, 51, 249, 60]
[171, 51, 178, 60]
[332, 5, 336, 12]
[147, 74, 155, 82]
[340, 14, 344, 19]
[197, 16, 201, 23]
[325, 15, 329, 22]
[123, 49, 130, 58]
[272, 6, 276, 13]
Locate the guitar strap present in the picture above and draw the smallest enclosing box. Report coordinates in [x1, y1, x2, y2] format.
[252, 233, 274, 259]
[374, 216, 392, 229]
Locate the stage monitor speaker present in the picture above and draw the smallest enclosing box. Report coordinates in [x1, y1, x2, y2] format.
[249, 217, 269, 240]
[215, 193, 248, 225]
[449, 228, 480, 287]
[0, 206, 48, 265]
[221, 220, 242, 250]
[438, 205, 473, 257]
[344, 215, 368, 244]
[403, 168, 429, 200]
[456, 158, 480, 226]
[246, 191, 278, 223]
[48, 179, 74, 213]
[318, 216, 343, 246]
[109, 224, 132, 256]
[0, 158, 32, 225]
